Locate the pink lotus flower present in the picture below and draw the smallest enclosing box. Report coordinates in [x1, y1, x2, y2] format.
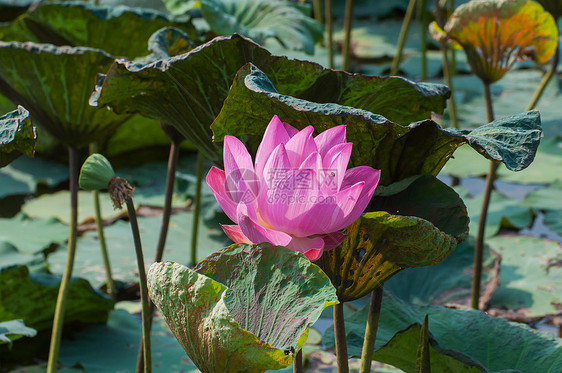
[206, 115, 381, 261]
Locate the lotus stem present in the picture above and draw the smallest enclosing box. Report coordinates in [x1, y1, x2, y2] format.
[420, 0, 429, 80]
[46, 147, 79, 373]
[448, 0, 457, 75]
[471, 81, 496, 310]
[325, 0, 334, 69]
[293, 349, 303, 373]
[313, 0, 323, 24]
[341, 0, 354, 71]
[333, 302, 349, 373]
[125, 198, 152, 373]
[89, 143, 116, 300]
[190, 151, 205, 267]
[391, 0, 417, 76]
[433, 0, 459, 129]
[527, 43, 559, 110]
[358, 285, 384, 373]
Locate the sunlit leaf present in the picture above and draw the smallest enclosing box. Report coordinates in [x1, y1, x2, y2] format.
[0, 265, 114, 331]
[0, 106, 35, 168]
[431, 0, 559, 83]
[323, 291, 562, 372]
[212, 63, 541, 185]
[199, 0, 322, 54]
[0, 2, 195, 58]
[148, 243, 337, 372]
[316, 209, 460, 302]
[0, 42, 129, 148]
[0, 319, 36, 345]
[92, 34, 450, 164]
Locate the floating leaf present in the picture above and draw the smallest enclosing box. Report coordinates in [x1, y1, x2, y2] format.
[544, 209, 562, 235]
[323, 291, 562, 372]
[0, 266, 114, 331]
[212, 63, 541, 185]
[0, 2, 195, 58]
[92, 34, 450, 164]
[0, 242, 45, 271]
[522, 180, 562, 210]
[0, 106, 35, 168]
[0, 213, 68, 255]
[0, 42, 130, 148]
[0, 319, 36, 345]
[199, 0, 322, 54]
[0, 155, 68, 198]
[316, 210, 459, 302]
[148, 243, 337, 373]
[487, 235, 562, 317]
[431, 0, 559, 83]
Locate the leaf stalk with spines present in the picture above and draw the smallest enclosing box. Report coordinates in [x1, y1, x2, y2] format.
[341, 0, 354, 71]
[190, 151, 205, 267]
[391, 0, 417, 76]
[358, 285, 384, 373]
[325, 0, 334, 69]
[334, 302, 350, 373]
[89, 142, 116, 300]
[471, 81, 496, 309]
[46, 147, 79, 373]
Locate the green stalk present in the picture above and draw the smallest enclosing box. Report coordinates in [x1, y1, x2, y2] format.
[448, 0, 457, 75]
[293, 349, 303, 373]
[333, 302, 349, 373]
[325, 0, 334, 69]
[89, 143, 116, 300]
[126, 198, 152, 373]
[359, 285, 384, 373]
[433, 0, 459, 129]
[420, 0, 429, 80]
[313, 0, 323, 24]
[46, 147, 79, 373]
[528, 43, 560, 110]
[341, 0, 354, 71]
[190, 151, 205, 267]
[471, 81, 496, 309]
[390, 0, 417, 75]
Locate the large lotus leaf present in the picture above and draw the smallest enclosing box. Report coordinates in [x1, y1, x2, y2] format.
[199, 0, 322, 55]
[522, 179, 562, 210]
[487, 235, 562, 317]
[0, 106, 35, 168]
[0, 2, 195, 59]
[212, 63, 541, 185]
[92, 34, 451, 163]
[147, 26, 195, 59]
[0, 265, 114, 331]
[371, 175, 470, 242]
[0, 319, 36, 345]
[0, 42, 130, 148]
[323, 291, 562, 372]
[0, 213, 68, 255]
[0, 242, 45, 271]
[148, 243, 338, 373]
[48, 212, 230, 288]
[433, 0, 558, 83]
[0, 155, 68, 198]
[316, 210, 459, 302]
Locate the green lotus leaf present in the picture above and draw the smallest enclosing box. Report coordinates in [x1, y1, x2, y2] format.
[212, 63, 542, 185]
[432, 0, 559, 83]
[0, 213, 68, 255]
[0, 265, 114, 331]
[0, 319, 36, 345]
[323, 291, 562, 372]
[0, 42, 130, 148]
[316, 211, 459, 302]
[199, 0, 322, 54]
[0, 2, 195, 59]
[148, 243, 337, 373]
[147, 27, 195, 59]
[0, 106, 36, 168]
[92, 34, 451, 164]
